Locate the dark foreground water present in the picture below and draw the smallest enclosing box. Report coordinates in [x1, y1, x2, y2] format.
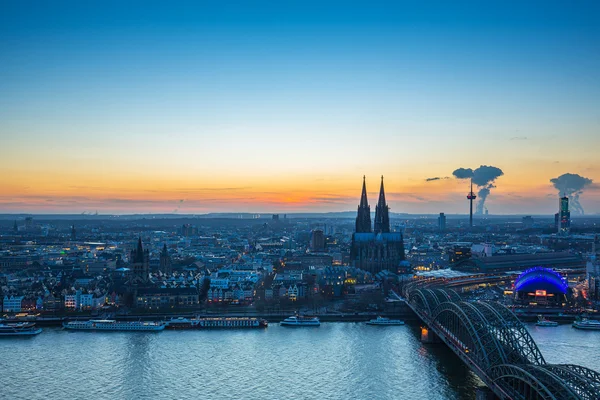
[0, 323, 597, 400]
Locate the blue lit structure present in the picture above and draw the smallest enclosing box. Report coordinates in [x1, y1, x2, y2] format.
[514, 267, 568, 294]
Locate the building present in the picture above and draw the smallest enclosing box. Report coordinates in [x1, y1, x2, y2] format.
[555, 196, 571, 235]
[310, 229, 326, 252]
[159, 244, 172, 274]
[514, 267, 568, 305]
[135, 287, 199, 309]
[522, 216, 534, 229]
[350, 176, 406, 274]
[452, 252, 585, 273]
[438, 213, 446, 231]
[130, 238, 150, 284]
[449, 246, 472, 264]
[3, 295, 24, 313]
[180, 224, 198, 237]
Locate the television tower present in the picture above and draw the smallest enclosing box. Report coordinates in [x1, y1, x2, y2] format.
[467, 180, 476, 228]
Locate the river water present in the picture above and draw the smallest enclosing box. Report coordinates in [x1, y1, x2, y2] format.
[0, 322, 597, 400]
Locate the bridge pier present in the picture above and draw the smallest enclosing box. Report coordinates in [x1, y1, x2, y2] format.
[420, 326, 440, 343]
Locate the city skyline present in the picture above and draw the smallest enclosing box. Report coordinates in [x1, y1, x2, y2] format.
[2, 1, 600, 214]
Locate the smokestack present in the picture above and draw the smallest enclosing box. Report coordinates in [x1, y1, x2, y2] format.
[467, 179, 476, 228]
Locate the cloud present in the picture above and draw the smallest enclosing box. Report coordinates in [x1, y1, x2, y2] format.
[425, 176, 450, 182]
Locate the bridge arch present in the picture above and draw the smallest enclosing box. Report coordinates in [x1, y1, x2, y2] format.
[430, 301, 503, 370]
[490, 364, 583, 400]
[539, 365, 600, 400]
[470, 302, 545, 365]
[411, 289, 440, 315]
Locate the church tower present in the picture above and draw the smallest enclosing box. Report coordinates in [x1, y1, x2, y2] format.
[159, 243, 172, 274]
[355, 176, 372, 233]
[374, 176, 390, 233]
[130, 237, 150, 284]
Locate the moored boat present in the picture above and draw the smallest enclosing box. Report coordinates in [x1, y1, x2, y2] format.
[63, 319, 165, 332]
[280, 315, 320, 327]
[196, 317, 267, 329]
[366, 316, 405, 326]
[572, 318, 600, 331]
[0, 322, 42, 337]
[165, 317, 199, 330]
[536, 315, 558, 327]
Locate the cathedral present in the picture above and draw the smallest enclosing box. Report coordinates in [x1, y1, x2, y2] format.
[130, 237, 150, 285]
[350, 176, 405, 274]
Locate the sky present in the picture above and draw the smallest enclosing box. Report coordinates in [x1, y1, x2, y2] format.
[1, 1, 600, 215]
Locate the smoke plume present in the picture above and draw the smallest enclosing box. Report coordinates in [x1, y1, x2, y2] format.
[453, 165, 504, 214]
[452, 168, 474, 180]
[550, 173, 593, 215]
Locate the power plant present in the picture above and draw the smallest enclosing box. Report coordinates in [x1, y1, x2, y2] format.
[467, 180, 476, 227]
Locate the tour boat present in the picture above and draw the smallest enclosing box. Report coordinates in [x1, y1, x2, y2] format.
[0, 322, 42, 337]
[366, 316, 405, 326]
[196, 317, 267, 329]
[535, 315, 558, 327]
[280, 315, 320, 327]
[63, 319, 165, 332]
[572, 318, 600, 331]
[166, 317, 200, 330]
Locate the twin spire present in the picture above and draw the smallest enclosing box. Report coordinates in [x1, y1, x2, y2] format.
[356, 176, 390, 234]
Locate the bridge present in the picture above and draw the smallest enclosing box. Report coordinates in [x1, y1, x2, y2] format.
[402, 282, 600, 399]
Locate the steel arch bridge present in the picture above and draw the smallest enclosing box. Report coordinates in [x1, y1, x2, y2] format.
[405, 287, 600, 399]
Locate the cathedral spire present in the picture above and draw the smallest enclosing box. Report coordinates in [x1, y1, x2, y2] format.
[377, 175, 386, 209]
[360, 175, 368, 208]
[132, 237, 145, 264]
[374, 176, 390, 233]
[355, 176, 372, 233]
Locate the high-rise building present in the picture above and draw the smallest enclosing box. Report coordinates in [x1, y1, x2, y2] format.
[159, 244, 172, 274]
[130, 238, 150, 284]
[558, 196, 571, 235]
[310, 229, 326, 252]
[438, 213, 446, 231]
[350, 176, 405, 274]
[71, 225, 76, 241]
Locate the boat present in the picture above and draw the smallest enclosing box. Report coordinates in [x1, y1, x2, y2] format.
[165, 317, 199, 330]
[280, 315, 320, 327]
[63, 319, 165, 332]
[366, 316, 405, 326]
[196, 317, 268, 329]
[536, 315, 558, 327]
[0, 322, 42, 336]
[572, 318, 600, 331]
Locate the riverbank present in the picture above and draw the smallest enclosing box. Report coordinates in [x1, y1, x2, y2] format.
[2, 310, 420, 326]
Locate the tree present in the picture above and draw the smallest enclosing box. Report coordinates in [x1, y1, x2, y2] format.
[199, 277, 211, 302]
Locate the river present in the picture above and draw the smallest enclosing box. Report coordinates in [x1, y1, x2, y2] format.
[0, 322, 597, 400]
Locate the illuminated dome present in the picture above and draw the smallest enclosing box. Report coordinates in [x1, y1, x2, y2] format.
[514, 267, 568, 294]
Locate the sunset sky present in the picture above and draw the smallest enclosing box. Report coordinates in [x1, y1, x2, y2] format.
[1, 1, 599, 215]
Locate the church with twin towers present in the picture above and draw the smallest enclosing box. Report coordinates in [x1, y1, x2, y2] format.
[350, 176, 406, 275]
